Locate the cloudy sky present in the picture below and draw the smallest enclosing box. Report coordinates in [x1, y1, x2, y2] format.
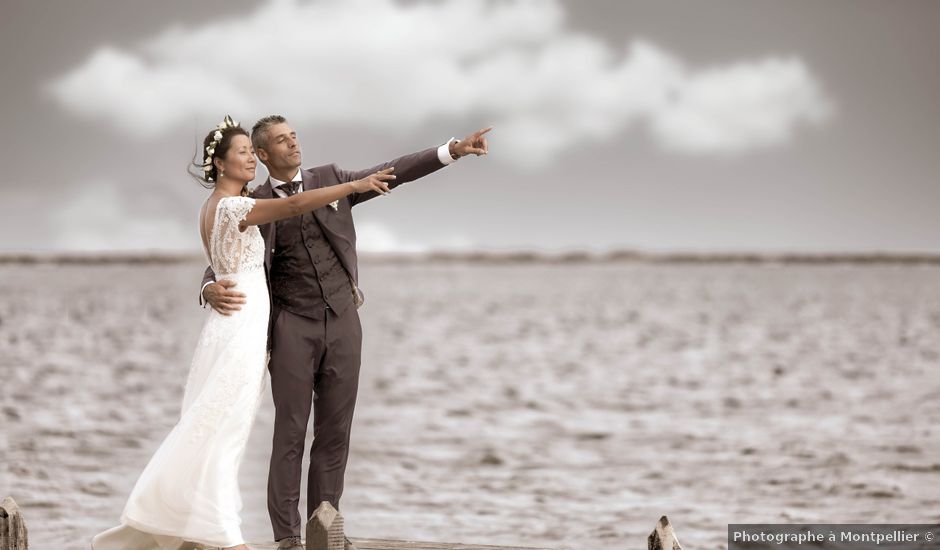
[2, 0, 938, 254]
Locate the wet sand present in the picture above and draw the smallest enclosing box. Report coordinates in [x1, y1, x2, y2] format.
[1, 260, 939, 549]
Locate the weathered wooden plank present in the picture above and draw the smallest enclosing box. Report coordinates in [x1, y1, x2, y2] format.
[347, 541, 554, 550]
[288, 501, 554, 550]
[248, 540, 553, 550]
[0, 496, 29, 550]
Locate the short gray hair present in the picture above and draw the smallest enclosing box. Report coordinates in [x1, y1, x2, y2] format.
[251, 114, 287, 152]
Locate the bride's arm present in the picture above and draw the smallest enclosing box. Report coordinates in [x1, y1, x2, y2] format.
[239, 168, 395, 228]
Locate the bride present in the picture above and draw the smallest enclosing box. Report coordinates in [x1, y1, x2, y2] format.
[92, 116, 394, 550]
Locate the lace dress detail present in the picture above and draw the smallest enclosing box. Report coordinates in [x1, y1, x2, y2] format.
[209, 196, 264, 276]
[92, 195, 270, 550]
[199, 196, 265, 346]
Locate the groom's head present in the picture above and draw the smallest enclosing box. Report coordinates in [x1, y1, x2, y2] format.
[252, 115, 302, 174]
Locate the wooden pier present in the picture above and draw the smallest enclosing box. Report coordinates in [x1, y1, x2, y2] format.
[249, 541, 553, 550]
[1, 496, 683, 550]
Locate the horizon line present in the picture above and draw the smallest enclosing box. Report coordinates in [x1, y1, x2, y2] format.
[3, 249, 940, 265]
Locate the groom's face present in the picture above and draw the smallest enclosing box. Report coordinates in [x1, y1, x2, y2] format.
[259, 122, 302, 173]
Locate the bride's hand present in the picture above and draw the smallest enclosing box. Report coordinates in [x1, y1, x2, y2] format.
[350, 167, 395, 195]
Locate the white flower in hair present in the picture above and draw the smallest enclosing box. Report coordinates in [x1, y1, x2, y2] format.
[201, 115, 240, 182]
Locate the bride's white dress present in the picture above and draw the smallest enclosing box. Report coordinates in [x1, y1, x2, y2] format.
[93, 196, 269, 549]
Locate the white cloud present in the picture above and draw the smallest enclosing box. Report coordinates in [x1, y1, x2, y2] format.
[355, 220, 472, 253]
[52, 181, 196, 252]
[354, 221, 426, 253]
[50, 48, 253, 138]
[47, 0, 832, 165]
[37, 181, 467, 254]
[650, 56, 832, 154]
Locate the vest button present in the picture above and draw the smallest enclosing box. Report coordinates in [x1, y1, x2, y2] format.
[306, 242, 313, 248]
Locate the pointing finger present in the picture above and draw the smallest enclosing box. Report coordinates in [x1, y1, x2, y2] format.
[474, 126, 494, 138]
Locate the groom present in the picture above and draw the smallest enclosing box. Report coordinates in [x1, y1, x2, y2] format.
[200, 115, 490, 550]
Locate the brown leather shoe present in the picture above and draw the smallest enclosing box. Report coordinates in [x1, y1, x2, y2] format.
[277, 536, 304, 550]
[344, 536, 358, 550]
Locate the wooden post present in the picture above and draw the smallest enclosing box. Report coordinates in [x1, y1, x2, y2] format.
[0, 497, 28, 550]
[305, 501, 346, 550]
[648, 515, 681, 550]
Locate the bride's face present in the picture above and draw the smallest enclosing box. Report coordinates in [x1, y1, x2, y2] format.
[216, 134, 257, 182]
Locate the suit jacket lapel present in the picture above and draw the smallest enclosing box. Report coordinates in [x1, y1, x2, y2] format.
[301, 168, 356, 280]
[254, 178, 275, 268]
[255, 178, 275, 199]
[301, 168, 325, 222]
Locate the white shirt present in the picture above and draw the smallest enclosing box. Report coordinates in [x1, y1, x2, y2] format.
[269, 168, 305, 198]
[201, 139, 459, 301]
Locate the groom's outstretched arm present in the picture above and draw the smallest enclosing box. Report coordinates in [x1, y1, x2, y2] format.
[338, 127, 491, 206]
[336, 146, 449, 207]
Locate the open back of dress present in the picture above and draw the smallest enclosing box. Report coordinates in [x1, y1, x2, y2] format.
[92, 195, 270, 549]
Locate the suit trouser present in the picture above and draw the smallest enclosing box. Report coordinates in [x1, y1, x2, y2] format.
[267, 304, 362, 541]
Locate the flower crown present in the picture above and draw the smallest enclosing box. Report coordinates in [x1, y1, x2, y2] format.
[203, 115, 240, 182]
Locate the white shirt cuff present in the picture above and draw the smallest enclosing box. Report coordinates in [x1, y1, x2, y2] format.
[438, 138, 458, 165]
[200, 280, 213, 306]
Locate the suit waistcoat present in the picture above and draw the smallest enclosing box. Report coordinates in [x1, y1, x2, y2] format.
[268, 211, 353, 319]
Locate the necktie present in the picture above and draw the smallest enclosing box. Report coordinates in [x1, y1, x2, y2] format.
[280, 181, 300, 196]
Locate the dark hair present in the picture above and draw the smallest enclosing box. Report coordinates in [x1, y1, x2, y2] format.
[251, 114, 287, 153]
[189, 124, 250, 191]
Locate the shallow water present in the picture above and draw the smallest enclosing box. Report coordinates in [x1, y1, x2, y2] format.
[1, 261, 939, 550]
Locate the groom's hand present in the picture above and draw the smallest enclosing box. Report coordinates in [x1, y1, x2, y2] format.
[203, 279, 246, 316]
[451, 126, 492, 158]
